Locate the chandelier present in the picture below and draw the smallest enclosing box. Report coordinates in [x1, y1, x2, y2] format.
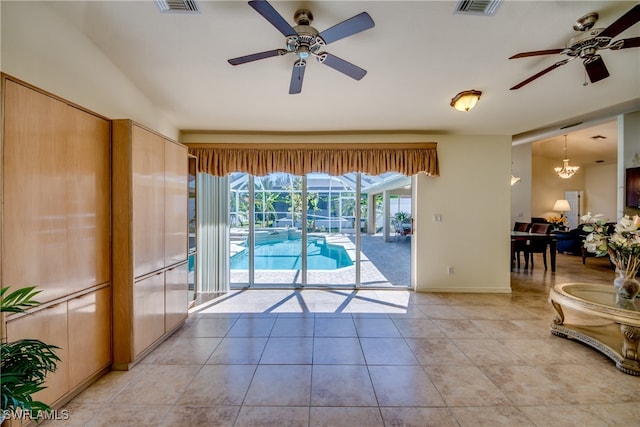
[554, 135, 579, 179]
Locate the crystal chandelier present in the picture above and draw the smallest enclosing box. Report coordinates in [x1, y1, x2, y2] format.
[554, 135, 579, 179]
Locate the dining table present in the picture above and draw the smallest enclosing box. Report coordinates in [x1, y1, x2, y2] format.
[511, 231, 558, 272]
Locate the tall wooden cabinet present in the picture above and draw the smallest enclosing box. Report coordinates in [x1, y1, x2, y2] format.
[1, 76, 112, 410]
[112, 120, 189, 369]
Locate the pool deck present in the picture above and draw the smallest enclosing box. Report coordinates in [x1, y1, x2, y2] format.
[229, 229, 411, 289]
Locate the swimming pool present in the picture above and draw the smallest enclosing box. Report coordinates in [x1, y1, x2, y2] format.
[230, 237, 353, 270]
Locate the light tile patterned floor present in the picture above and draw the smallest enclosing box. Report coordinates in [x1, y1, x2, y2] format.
[50, 254, 639, 426]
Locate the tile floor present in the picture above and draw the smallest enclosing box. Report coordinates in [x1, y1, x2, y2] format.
[50, 254, 639, 426]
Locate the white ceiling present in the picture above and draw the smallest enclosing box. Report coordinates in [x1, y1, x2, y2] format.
[45, 1, 639, 160]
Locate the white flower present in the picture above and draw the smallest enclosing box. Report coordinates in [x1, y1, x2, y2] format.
[583, 214, 640, 278]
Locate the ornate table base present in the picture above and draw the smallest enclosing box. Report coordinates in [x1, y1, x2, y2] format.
[549, 284, 640, 376]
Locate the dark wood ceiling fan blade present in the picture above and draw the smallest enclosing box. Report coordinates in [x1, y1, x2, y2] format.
[618, 36, 640, 49]
[584, 56, 610, 83]
[599, 4, 640, 38]
[289, 60, 306, 94]
[510, 60, 568, 90]
[249, 0, 297, 37]
[228, 49, 287, 65]
[509, 49, 565, 59]
[320, 53, 367, 80]
[318, 12, 375, 45]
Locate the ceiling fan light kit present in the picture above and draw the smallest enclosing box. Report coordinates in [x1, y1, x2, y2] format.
[450, 90, 482, 112]
[509, 4, 640, 90]
[228, 0, 375, 94]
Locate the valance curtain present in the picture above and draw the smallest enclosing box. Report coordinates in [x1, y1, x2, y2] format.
[187, 142, 439, 177]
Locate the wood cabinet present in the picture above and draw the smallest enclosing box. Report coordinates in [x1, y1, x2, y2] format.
[165, 261, 189, 333]
[67, 287, 111, 388]
[165, 141, 189, 266]
[4, 302, 70, 406]
[112, 120, 188, 369]
[132, 125, 166, 276]
[133, 272, 166, 357]
[4, 287, 111, 410]
[1, 75, 112, 412]
[2, 78, 110, 303]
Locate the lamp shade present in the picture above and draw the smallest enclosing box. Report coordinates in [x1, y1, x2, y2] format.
[552, 199, 571, 212]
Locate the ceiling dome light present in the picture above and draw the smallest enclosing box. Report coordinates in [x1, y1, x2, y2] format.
[450, 90, 482, 112]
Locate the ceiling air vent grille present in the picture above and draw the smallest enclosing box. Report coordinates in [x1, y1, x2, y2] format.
[156, 0, 199, 14]
[455, 0, 502, 16]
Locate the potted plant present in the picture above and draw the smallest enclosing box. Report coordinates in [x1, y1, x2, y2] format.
[393, 212, 412, 236]
[1, 286, 60, 423]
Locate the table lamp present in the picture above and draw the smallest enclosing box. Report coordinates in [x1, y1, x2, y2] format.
[553, 199, 571, 217]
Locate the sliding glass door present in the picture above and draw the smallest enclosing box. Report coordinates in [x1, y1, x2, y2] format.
[228, 171, 411, 289]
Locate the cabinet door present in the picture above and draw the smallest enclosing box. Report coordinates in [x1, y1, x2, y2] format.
[68, 287, 111, 388]
[165, 261, 189, 332]
[133, 272, 165, 357]
[65, 105, 111, 292]
[164, 140, 188, 266]
[3, 81, 111, 303]
[5, 302, 69, 406]
[3, 81, 70, 303]
[132, 125, 165, 277]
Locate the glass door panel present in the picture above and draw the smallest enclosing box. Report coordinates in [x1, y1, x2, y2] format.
[228, 171, 411, 289]
[253, 173, 303, 287]
[229, 173, 250, 287]
[305, 173, 356, 287]
[359, 173, 411, 287]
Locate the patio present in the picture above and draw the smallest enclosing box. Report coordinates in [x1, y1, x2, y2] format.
[230, 230, 411, 289]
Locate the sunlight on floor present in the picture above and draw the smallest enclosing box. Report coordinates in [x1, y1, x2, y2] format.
[190, 289, 412, 315]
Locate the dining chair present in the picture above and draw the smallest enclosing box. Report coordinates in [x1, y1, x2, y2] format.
[526, 223, 552, 269]
[512, 222, 531, 268]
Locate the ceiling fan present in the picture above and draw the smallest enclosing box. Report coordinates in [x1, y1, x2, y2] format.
[509, 4, 640, 90]
[228, 0, 375, 94]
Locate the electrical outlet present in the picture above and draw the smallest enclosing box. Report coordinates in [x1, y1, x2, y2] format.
[433, 214, 442, 223]
[447, 266, 454, 275]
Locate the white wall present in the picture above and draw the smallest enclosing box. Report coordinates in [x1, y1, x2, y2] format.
[584, 164, 617, 221]
[414, 135, 512, 293]
[511, 143, 531, 225]
[1, 1, 178, 139]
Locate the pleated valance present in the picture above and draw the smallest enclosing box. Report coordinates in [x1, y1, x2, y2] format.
[187, 142, 439, 177]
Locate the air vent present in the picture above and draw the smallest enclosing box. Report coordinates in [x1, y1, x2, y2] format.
[156, 0, 199, 14]
[454, 0, 502, 16]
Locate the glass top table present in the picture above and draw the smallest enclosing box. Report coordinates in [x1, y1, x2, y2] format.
[549, 283, 640, 375]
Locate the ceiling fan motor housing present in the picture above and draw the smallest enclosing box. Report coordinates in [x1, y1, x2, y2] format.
[566, 28, 611, 56]
[288, 9, 325, 60]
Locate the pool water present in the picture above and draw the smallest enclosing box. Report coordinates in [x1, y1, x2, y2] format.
[230, 237, 353, 270]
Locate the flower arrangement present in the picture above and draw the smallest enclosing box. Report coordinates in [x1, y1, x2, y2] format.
[581, 212, 640, 280]
[546, 216, 568, 226]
